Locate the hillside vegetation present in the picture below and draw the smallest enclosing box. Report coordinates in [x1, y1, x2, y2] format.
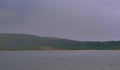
[0, 33, 120, 50]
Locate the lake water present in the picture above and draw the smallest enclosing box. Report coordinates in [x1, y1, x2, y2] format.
[0, 50, 120, 70]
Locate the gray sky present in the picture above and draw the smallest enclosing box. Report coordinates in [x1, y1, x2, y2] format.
[0, 0, 120, 41]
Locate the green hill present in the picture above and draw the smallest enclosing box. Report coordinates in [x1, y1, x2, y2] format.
[0, 33, 120, 50]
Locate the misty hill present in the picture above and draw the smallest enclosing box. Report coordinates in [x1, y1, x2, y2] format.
[0, 33, 120, 50]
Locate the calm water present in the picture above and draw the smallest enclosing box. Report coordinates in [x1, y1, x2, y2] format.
[0, 50, 120, 70]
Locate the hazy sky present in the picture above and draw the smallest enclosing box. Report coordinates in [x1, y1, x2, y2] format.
[1, 0, 120, 41]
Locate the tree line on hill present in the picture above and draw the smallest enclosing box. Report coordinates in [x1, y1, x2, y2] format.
[0, 33, 120, 50]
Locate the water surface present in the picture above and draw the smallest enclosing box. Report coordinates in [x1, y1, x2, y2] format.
[0, 50, 120, 70]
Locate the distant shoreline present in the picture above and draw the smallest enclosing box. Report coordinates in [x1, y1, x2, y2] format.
[0, 50, 120, 52]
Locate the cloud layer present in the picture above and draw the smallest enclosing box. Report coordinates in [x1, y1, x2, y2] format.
[0, 0, 120, 41]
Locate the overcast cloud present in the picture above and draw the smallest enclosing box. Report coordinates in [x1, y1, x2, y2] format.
[0, 0, 120, 41]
